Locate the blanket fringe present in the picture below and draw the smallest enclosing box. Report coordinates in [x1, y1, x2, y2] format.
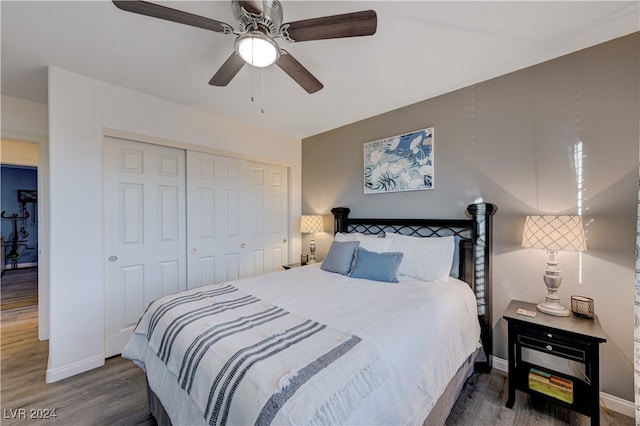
[309, 358, 388, 426]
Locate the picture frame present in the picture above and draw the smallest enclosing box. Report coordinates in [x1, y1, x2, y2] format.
[363, 127, 434, 194]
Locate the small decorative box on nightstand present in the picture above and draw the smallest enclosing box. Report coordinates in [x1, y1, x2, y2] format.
[503, 299, 606, 426]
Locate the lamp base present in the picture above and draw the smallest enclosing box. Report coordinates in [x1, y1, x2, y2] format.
[536, 301, 571, 317]
[309, 238, 317, 263]
[537, 251, 570, 316]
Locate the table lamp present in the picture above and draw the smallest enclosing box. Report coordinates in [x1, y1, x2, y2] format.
[522, 215, 587, 316]
[300, 215, 324, 263]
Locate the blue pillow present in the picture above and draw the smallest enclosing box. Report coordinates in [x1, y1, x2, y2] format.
[321, 241, 360, 275]
[349, 248, 404, 283]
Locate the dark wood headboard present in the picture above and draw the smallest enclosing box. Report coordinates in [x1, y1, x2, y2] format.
[331, 202, 497, 371]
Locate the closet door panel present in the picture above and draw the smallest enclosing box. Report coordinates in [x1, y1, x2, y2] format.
[187, 153, 289, 287]
[105, 137, 186, 356]
[245, 161, 288, 276]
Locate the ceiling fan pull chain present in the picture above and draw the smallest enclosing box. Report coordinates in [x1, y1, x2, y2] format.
[261, 68, 265, 114]
[250, 62, 255, 103]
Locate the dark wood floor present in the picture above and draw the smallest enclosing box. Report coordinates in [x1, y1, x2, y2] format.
[0, 268, 634, 425]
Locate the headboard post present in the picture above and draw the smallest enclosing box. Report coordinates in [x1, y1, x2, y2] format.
[330, 207, 350, 234]
[467, 202, 498, 372]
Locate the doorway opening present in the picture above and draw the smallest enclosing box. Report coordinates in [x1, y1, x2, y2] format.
[1, 139, 39, 328]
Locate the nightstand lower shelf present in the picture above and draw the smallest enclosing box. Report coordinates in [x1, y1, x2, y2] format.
[508, 361, 591, 413]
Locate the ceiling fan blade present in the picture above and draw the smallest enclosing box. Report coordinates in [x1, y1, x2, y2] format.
[209, 53, 246, 86]
[209, 52, 246, 86]
[276, 50, 323, 94]
[237, 1, 263, 15]
[282, 10, 377, 42]
[112, 1, 233, 34]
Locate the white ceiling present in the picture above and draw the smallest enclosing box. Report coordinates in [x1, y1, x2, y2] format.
[2, 1, 638, 139]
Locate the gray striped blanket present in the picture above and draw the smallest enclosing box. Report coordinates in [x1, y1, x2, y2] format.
[133, 283, 388, 425]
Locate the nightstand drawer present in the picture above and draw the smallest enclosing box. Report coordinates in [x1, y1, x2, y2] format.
[516, 324, 588, 348]
[518, 335, 586, 362]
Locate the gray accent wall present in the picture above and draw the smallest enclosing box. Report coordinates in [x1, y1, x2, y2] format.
[302, 33, 639, 401]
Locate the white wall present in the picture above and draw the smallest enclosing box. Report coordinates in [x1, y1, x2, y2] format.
[1, 139, 39, 166]
[1, 95, 48, 137]
[1, 95, 50, 342]
[46, 67, 301, 382]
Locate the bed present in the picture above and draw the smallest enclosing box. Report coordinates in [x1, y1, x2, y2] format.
[122, 202, 497, 425]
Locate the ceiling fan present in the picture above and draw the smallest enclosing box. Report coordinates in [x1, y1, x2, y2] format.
[112, 1, 377, 94]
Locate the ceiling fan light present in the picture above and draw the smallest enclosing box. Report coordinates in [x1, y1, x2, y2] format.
[236, 32, 279, 67]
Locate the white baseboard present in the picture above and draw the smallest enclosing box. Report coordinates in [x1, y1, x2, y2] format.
[489, 356, 634, 418]
[491, 355, 508, 372]
[4, 262, 38, 269]
[598, 392, 636, 419]
[46, 355, 104, 383]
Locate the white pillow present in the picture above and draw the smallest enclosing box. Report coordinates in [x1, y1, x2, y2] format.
[356, 236, 393, 253]
[385, 233, 455, 282]
[334, 232, 357, 242]
[334, 233, 390, 254]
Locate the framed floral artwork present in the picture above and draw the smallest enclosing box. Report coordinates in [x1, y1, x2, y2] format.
[363, 127, 434, 194]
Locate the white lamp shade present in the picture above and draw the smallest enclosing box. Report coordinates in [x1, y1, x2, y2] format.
[522, 215, 587, 252]
[300, 215, 324, 233]
[235, 32, 279, 67]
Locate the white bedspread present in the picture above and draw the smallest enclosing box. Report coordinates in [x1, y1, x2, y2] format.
[123, 264, 481, 425]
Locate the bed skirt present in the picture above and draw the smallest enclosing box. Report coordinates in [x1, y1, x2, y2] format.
[146, 377, 171, 426]
[422, 347, 482, 425]
[145, 347, 482, 426]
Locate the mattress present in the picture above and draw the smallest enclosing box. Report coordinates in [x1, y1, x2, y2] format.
[123, 263, 481, 425]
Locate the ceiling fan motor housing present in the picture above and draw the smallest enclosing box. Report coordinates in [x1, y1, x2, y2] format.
[232, 0, 283, 37]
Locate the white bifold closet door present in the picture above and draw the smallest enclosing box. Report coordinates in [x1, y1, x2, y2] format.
[186, 151, 288, 288]
[104, 137, 187, 357]
[105, 139, 289, 356]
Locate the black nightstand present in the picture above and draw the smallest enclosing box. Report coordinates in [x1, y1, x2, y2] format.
[503, 299, 606, 426]
[282, 263, 302, 270]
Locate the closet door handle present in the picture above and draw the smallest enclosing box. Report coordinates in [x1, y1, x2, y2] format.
[108, 255, 118, 262]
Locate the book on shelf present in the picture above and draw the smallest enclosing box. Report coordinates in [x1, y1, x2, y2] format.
[528, 368, 574, 404]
